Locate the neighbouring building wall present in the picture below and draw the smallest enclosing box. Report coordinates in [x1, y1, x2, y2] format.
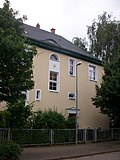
[29, 47, 109, 129]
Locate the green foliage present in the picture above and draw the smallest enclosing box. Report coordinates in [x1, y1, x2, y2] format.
[0, 110, 10, 128]
[33, 109, 66, 129]
[92, 53, 120, 128]
[0, 105, 75, 129]
[87, 12, 120, 62]
[72, 37, 88, 51]
[32, 109, 76, 129]
[65, 117, 76, 129]
[0, 0, 37, 103]
[0, 140, 22, 160]
[7, 101, 33, 129]
[11, 129, 50, 145]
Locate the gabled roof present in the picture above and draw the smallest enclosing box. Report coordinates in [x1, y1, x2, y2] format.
[23, 24, 102, 65]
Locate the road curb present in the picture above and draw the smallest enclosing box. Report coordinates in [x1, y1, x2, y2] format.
[45, 149, 120, 160]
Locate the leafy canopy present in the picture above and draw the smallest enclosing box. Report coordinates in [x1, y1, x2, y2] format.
[72, 37, 88, 51]
[92, 51, 120, 127]
[87, 12, 120, 127]
[7, 101, 33, 128]
[87, 12, 120, 62]
[0, 110, 10, 128]
[0, 0, 37, 104]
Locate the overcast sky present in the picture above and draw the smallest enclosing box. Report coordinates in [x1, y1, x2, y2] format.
[0, 0, 120, 42]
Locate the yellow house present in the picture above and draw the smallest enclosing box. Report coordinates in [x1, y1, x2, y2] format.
[0, 23, 109, 129]
[24, 23, 109, 129]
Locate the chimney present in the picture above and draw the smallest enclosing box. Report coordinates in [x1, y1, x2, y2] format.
[36, 23, 40, 29]
[51, 28, 55, 34]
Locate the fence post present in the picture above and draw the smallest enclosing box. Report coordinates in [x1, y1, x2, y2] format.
[50, 129, 54, 146]
[8, 128, 11, 141]
[111, 128, 114, 140]
[94, 128, 97, 142]
[83, 129, 87, 143]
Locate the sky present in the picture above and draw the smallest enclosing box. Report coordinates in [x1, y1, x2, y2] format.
[0, 0, 120, 42]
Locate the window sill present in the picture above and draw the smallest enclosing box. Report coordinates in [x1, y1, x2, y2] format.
[49, 90, 59, 93]
[89, 79, 97, 82]
[69, 74, 75, 77]
[69, 98, 76, 100]
[36, 99, 41, 101]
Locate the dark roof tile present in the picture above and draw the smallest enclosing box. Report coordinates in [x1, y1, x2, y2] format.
[23, 24, 101, 64]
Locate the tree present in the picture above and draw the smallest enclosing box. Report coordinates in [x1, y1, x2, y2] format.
[33, 109, 66, 129]
[92, 52, 120, 128]
[0, 0, 37, 104]
[7, 101, 33, 128]
[0, 110, 10, 128]
[87, 12, 120, 62]
[72, 37, 88, 51]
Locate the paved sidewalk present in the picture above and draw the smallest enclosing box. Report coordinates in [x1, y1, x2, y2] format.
[20, 140, 120, 160]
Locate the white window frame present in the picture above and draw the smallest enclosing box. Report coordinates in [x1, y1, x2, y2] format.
[35, 89, 41, 101]
[50, 54, 59, 62]
[49, 53, 60, 93]
[49, 71, 59, 92]
[88, 64, 97, 81]
[22, 90, 29, 106]
[68, 92, 76, 100]
[26, 90, 29, 101]
[68, 58, 76, 76]
[67, 107, 80, 116]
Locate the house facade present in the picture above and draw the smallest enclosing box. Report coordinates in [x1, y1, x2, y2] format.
[0, 23, 109, 129]
[24, 24, 109, 129]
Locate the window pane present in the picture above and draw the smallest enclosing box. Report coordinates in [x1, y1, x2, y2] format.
[50, 72, 57, 81]
[36, 90, 40, 99]
[50, 54, 59, 61]
[70, 59, 74, 65]
[89, 65, 96, 80]
[69, 59, 75, 76]
[53, 82, 57, 90]
[68, 92, 76, 100]
[70, 66, 73, 75]
[49, 71, 58, 91]
[49, 82, 57, 90]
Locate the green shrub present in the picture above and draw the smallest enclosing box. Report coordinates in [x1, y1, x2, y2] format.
[0, 110, 11, 128]
[33, 109, 66, 129]
[65, 117, 76, 129]
[0, 140, 22, 160]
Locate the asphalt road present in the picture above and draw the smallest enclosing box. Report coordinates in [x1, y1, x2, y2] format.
[67, 151, 120, 160]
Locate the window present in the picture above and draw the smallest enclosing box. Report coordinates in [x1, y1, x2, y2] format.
[50, 54, 59, 62]
[22, 90, 29, 106]
[67, 107, 80, 117]
[88, 65, 97, 81]
[69, 59, 76, 76]
[69, 113, 76, 118]
[68, 92, 76, 100]
[35, 89, 41, 101]
[49, 71, 59, 91]
[49, 53, 60, 92]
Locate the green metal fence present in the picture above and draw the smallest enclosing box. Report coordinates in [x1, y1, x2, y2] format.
[0, 128, 120, 146]
[0, 128, 10, 141]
